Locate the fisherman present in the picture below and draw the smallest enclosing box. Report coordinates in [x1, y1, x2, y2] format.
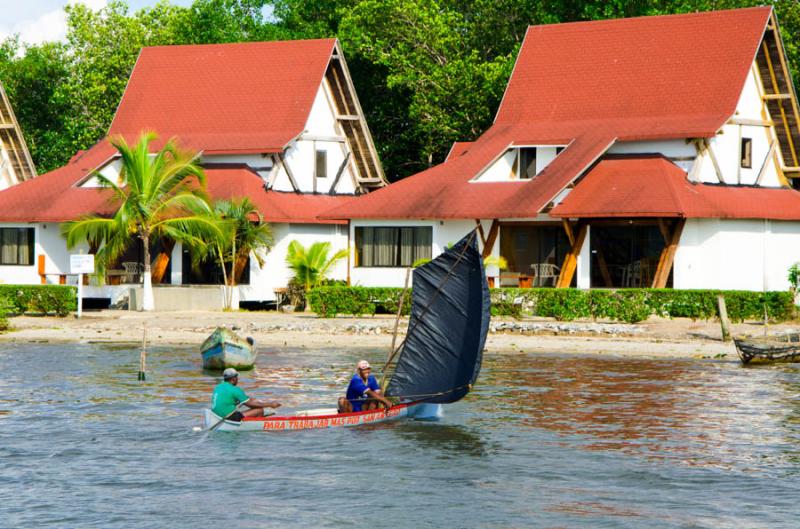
[338, 360, 392, 413]
[211, 368, 281, 421]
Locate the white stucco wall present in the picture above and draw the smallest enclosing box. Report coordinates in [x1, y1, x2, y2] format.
[349, 219, 481, 287]
[473, 146, 564, 183]
[239, 222, 348, 302]
[271, 83, 359, 195]
[674, 218, 800, 291]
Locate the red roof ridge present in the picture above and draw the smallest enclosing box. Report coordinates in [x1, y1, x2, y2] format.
[139, 38, 337, 53]
[525, 5, 771, 33]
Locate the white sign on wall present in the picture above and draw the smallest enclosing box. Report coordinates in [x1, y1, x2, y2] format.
[70, 254, 95, 274]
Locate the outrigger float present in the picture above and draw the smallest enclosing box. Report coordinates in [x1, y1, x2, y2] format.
[202, 230, 490, 431]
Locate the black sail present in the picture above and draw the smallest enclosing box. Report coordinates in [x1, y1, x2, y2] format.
[385, 231, 490, 403]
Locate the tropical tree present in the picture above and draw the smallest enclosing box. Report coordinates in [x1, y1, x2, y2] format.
[285, 241, 348, 309]
[61, 132, 218, 311]
[192, 198, 274, 309]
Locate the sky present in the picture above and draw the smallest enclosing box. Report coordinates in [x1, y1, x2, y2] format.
[0, 0, 193, 45]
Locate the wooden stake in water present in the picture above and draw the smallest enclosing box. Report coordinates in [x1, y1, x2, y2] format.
[138, 323, 147, 381]
[717, 295, 731, 342]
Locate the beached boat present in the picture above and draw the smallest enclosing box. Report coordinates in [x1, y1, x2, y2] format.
[201, 327, 257, 370]
[734, 332, 800, 364]
[203, 230, 490, 431]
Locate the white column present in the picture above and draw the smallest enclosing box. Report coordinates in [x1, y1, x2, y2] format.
[171, 242, 183, 285]
[577, 225, 591, 289]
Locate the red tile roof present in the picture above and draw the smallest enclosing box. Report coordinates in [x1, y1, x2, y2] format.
[327, 7, 773, 220]
[0, 142, 350, 224]
[550, 155, 800, 221]
[204, 167, 347, 224]
[0, 39, 357, 225]
[109, 39, 337, 154]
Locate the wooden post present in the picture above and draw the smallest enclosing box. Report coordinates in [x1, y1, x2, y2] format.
[138, 323, 147, 381]
[38, 254, 46, 284]
[481, 220, 499, 259]
[717, 295, 731, 342]
[150, 238, 175, 284]
[556, 221, 587, 288]
[652, 219, 685, 288]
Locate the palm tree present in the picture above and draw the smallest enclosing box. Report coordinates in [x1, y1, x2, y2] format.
[285, 241, 348, 308]
[62, 132, 218, 311]
[193, 198, 274, 309]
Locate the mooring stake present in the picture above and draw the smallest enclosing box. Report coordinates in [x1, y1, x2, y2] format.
[138, 323, 147, 381]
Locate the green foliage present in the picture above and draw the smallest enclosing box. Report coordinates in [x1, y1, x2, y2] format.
[309, 286, 795, 322]
[309, 286, 412, 317]
[285, 241, 348, 292]
[0, 294, 10, 331]
[788, 263, 800, 293]
[0, 285, 77, 316]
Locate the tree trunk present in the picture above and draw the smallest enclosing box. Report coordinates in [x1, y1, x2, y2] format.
[141, 233, 155, 311]
[216, 245, 229, 311]
[233, 254, 248, 284]
[151, 238, 175, 284]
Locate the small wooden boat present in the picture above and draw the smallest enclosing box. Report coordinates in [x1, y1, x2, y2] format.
[203, 402, 443, 432]
[201, 327, 256, 370]
[202, 230, 490, 431]
[734, 332, 800, 364]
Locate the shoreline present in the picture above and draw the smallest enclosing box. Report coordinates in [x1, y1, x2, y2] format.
[2, 310, 793, 360]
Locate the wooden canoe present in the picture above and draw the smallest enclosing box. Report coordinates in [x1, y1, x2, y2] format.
[200, 327, 256, 370]
[203, 402, 442, 432]
[734, 332, 800, 364]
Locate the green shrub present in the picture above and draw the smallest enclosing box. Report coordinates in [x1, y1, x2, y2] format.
[0, 285, 77, 316]
[0, 295, 10, 331]
[308, 286, 795, 323]
[590, 290, 652, 323]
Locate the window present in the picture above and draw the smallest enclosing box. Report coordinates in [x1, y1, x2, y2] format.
[355, 227, 432, 267]
[516, 148, 537, 179]
[0, 228, 34, 266]
[741, 138, 753, 169]
[315, 150, 327, 178]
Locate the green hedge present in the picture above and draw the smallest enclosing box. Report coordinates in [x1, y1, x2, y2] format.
[0, 285, 77, 317]
[308, 286, 411, 318]
[309, 286, 795, 323]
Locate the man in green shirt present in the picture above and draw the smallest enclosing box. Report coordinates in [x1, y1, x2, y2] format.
[211, 368, 281, 421]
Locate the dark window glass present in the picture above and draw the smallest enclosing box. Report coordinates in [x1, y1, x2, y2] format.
[517, 148, 537, 179]
[354, 227, 432, 267]
[741, 138, 753, 169]
[315, 150, 327, 178]
[0, 228, 34, 266]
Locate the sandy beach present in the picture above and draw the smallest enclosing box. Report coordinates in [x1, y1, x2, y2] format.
[2, 309, 795, 359]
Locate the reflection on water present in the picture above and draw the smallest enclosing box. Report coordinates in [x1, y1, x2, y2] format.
[0, 344, 799, 528]
[478, 354, 800, 474]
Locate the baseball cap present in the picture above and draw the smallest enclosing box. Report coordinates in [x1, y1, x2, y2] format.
[357, 360, 371, 370]
[222, 368, 239, 380]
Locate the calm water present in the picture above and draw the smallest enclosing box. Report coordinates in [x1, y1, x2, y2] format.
[1, 344, 799, 529]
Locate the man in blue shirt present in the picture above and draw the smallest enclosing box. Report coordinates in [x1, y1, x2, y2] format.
[338, 360, 392, 413]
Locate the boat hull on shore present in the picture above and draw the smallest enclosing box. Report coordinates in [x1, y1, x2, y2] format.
[734, 333, 800, 364]
[200, 327, 256, 370]
[203, 402, 440, 431]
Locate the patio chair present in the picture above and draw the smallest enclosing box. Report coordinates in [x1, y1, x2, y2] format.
[537, 263, 560, 287]
[121, 262, 142, 284]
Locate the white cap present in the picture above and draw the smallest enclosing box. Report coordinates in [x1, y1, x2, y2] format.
[357, 360, 370, 370]
[222, 368, 239, 380]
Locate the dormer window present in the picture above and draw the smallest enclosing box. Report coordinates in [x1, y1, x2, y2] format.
[315, 149, 327, 178]
[515, 148, 537, 179]
[741, 138, 752, 169]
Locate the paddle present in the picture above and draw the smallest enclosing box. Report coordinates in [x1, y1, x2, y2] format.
[207, 403, 275, 431]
